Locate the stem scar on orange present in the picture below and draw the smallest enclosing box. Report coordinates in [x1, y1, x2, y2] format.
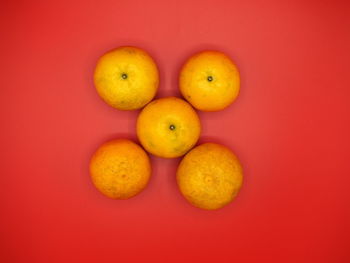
[94, 46, 159, 110]
[90, 139, 151, 199]
[136, 97, 201, 158]
[179, 50, 240, 111]
[177, 143, 243, 210]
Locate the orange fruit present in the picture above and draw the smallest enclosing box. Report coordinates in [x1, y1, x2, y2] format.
[177, 143, 243, 210]
[136, 97, 201, 158]
[179, 50, 240, 111]
[94, 46, 159, 110]
[90, 139, 151, 199]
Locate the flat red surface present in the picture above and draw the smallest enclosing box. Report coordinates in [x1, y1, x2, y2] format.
[1, 0, 350, 262]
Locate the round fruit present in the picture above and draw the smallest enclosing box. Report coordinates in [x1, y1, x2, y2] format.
[90, 139, 151, 199]
[177, 143, 243, 210]
[136, 97, 201, 158]
[94, 46, 159, 110]
[179, 50, 240, 111]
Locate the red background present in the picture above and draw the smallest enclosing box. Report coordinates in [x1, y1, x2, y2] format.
[1, 0, 350, 262]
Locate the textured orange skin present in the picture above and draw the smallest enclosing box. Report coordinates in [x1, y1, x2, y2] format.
[177, 143, 243, 210]
[90, 139, 151, 199]
[179, 50, 240, 111]
[136, 97, 201, 158]
[94, 46, 159, 110]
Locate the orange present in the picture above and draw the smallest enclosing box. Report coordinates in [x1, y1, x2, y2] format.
[177, 143, 243, 210]
[179, 50, 240, 111]
[94, 46, 159, 110]
[136, 97, 201, 158]
[90, 139, 151, 199]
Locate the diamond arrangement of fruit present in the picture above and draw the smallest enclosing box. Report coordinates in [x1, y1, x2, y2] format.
[90, 46, 243, 210]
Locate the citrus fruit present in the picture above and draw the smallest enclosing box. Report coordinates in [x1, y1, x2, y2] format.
[94, 46, 159, 110]
[90, 139, 151, 199]
[179, 50, 240, 111]
[136, 97, 201, 158]
[176, 143, 243, 210]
